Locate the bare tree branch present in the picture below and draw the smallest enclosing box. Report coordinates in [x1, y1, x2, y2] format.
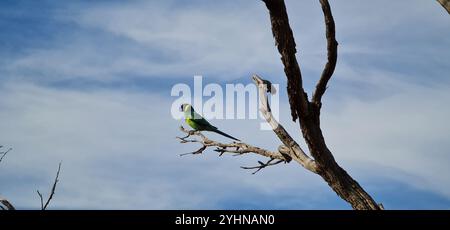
[37, 190, 44, 210]
[177, 74, 320, 174]
[179, 0, 385, 210]
[0, 196, 15, 210]
[178, 126, 290, 163]
[312, 0, 338, 106]
[252, 74, 317, 173]
[37, 162, 62, 210]
[0, 146, 12, 165]
[262, 0, 380, 210]
[262, 0, 310, 122]
[241, 158, 285, 174]
[0, 147, 15, 210]
[437, 0, 450, 14]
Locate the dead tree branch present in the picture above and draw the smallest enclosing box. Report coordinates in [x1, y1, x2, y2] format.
[37, 162, 62, 210]
[178, 126, 291, 172]
[37, 190, 44, 210]
[178, 74, 320, 174]
[1, 146, 63, 210]
[437, 0, 450, 14]
[0, 146, 12, 165]
[261, 0, 310, 122]
[252, 74, 317, 173]
[241, 158, 285, 174]
[179, 0, 382, 209]
[312, 0, 338, 106]
[0, 146, 15, 210]
[0, 196, 15, 210]
[262, 0, 380, 210]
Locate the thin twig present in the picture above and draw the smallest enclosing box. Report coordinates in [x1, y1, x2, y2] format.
[241, 158, 285, 174]
[180, 145, 207, 156]
[37, 190, 44, 210]
[37, 162, 62, 210]
[0, 147, 12, 164]
[0, 146, 15, 210]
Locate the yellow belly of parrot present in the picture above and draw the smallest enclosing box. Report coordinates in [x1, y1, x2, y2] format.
[185, 118, 200, 130]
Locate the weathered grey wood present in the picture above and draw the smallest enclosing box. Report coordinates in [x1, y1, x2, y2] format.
[437, 0, 450, 14]
[179, 126, 289, 161]
[252, 74, 317, 173]
[178, 75, 320, 174]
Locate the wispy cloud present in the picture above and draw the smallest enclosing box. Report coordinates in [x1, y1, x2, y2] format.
[0, 0, 450, 209]
[0, 82, 329, 209]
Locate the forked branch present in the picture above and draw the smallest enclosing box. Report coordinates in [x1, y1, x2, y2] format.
[177, 74, 319, 174]
[178, 0, 380, 209]
[178, 126, 291, 164]
[312, 0, 338, 106]
[241, 158, 285, 174]
[37, 162, 62, 210]
[262, 0, 381, 209]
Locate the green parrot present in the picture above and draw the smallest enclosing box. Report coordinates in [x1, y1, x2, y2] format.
[180, 103, 240, 141]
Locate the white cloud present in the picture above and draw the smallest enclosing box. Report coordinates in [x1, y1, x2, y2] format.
[1, 0, 450, 209]
[321, 82, 450, 198]
[2, 76, 450, 209]
[5, 0, 280, 82]
[4, 0, 449, 84]
[76, 0, 280, 77]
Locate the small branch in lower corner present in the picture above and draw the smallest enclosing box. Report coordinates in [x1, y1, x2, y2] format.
[241, 158, 285, 174]
[0, 197, 15, 210]
[36, 162, 62, 210]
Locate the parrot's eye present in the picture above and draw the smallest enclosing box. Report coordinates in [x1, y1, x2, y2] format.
[180, 104, 184, 111]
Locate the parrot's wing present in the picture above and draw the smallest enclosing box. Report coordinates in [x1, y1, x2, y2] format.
[191, 111, 216, 130]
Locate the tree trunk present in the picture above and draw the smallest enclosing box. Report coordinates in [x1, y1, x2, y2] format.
[262, 0, 381, 210]
[300, 105, 380, 210]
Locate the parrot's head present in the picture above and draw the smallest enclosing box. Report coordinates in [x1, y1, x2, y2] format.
[180, 103, 192, 112]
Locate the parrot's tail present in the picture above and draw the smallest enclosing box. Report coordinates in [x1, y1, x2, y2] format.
[212, 129, 240, 142]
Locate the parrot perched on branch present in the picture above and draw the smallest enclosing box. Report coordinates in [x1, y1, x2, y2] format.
[180, 103, 240, 141]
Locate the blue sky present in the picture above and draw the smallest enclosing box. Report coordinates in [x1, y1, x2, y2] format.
[0, 0, 450, 209]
